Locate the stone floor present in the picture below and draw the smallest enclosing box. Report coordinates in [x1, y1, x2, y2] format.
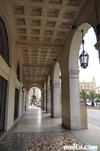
[0, 106, 98, 151]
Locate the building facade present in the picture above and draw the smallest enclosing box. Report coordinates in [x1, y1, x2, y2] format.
[80, 77, 96, 92]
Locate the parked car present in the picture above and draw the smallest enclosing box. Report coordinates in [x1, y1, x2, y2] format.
[86, 99, 92, 106]
[94, 99, 100, 106]
[86, 99, 100, 106]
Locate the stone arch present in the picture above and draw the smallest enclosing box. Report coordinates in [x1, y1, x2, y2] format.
[28, 84, 43, 106]
[69, 23, 92, 70]
[0, 17, 9, 65]
[28, 84, 43, 92]
[68, 22, 93, 129]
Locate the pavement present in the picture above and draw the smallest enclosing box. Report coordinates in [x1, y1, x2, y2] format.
[0, 106, 99, 151]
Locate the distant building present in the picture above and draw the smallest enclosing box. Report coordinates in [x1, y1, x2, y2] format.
[95, 86, 100, 94]
[79, 77, 96, 92]
[28, 87, 41, 104]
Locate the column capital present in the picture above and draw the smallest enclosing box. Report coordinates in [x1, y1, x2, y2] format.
[68, 69, 80, 74]
[68, 69, 80, 78]
[53, 83, 60, 87]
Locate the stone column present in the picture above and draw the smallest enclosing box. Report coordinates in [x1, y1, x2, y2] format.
[21, 88, 27, 113]
[22, 91, 26, 113]
[18, 83, 23, 117]
[69, 70, 81, 129]
[62, 70, 83, 129]
[46, 88, 51, 113]
[25, 91, 28, 110]
[44, 89, 46, 110]
[41, 91, 44, 110]
[52, 83, 60, 117]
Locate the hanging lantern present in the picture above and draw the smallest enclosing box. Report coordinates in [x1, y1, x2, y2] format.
[79, 30, 89, 69]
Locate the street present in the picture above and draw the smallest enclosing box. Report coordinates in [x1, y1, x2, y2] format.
[87, 108, 100, 128]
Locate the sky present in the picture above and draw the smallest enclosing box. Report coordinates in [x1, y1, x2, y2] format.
[79, 27, 100, 86]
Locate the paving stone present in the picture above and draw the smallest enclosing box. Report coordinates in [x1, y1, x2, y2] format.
[9, 132, 86, 151]
[0, 138, 27, 151]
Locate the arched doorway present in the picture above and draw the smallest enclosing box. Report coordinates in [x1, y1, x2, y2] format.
[79, 27, 100, 128]
[28, 87, 41, 107]
[0, 17, 9, 131]
[0, 17, 9, 65]
[68, 23, 93, 129]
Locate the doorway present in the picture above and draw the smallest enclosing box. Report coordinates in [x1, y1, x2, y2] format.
[0, 76, 7, 131]
[14, 88, 19, 121]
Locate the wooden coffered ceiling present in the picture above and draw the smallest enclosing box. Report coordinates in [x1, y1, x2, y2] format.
[3, 0, 88, 82]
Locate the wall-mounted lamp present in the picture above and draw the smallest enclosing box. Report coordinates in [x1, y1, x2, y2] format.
[53, 59, 57, 62]
[22, 87, 26, 92]
[69, 24, 76, 29]
[79, 30, 89, 69]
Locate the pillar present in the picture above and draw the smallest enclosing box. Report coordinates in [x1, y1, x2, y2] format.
[51, 83, 60, 117]
[69, 70, 81, 129]
[25, 91, 28, 110]
[46, 88, 51, 113]
[41, 91, 44, 110]
[62, 70, 83, 129]
[44, 89, 46, 110]
[18, 83, 23, 117]
[21, 88, 27, 113]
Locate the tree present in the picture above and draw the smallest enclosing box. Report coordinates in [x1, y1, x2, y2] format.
[87, 90, 97, 106]
[96, 93, 100, 101]
[95, 93, 100, 105]
[80, 89, 88, 105]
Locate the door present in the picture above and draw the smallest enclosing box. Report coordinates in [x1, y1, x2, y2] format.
[0, 76, 7, 131]
[14, 88, 19, 121]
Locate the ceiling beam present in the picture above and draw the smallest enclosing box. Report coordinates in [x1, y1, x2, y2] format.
[26, 75, 46, 77]
[23, 65, 51, 68]
[16, 41, 64, 49]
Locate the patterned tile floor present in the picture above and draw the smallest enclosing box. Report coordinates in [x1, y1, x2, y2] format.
[0, 106, 89, 151]
[9, 132, 84, 151]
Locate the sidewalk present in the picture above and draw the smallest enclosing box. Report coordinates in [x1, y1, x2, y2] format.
[70, 124, 100, 151]
[0, 106, 99, 151]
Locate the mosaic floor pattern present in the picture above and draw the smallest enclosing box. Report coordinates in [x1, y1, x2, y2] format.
[0, 107, 89, 151]
[9, 132, 86, 151]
